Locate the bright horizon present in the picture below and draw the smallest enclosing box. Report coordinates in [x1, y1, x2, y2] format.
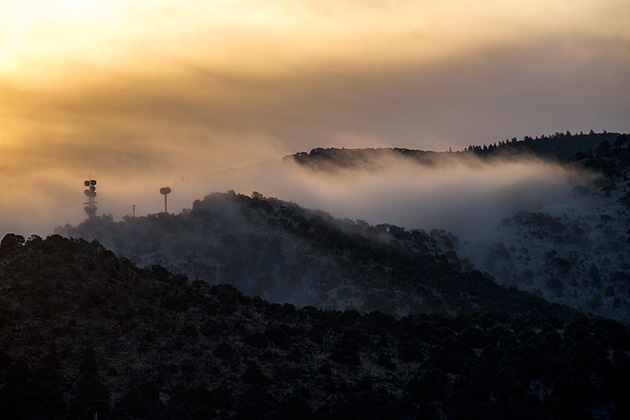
[1, 0, 629, 235]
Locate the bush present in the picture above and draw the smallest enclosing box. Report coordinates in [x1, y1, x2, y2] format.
[0, 234, 25, 258]
[546, 278, 564, 297]
[242, 363, 265, 385]
[212, 342, 233, 359]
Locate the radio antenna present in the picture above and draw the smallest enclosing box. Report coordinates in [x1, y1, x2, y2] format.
[83, 178, 98, 216]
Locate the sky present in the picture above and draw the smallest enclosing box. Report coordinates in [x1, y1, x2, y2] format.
[1, 0, 629, 236]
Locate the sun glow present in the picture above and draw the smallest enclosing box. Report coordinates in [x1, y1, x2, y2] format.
[4, 0, 622, 85]
[0, 1, 122, 76]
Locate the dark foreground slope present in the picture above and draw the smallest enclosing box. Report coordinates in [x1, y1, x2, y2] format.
[58, 191, 578, 319]
[1, 234, 630, 419]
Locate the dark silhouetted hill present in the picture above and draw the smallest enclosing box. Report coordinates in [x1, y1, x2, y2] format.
[465, 131, 620, 160]
[570, 133, 630, 181]
[285, 131, 621, 173]
[287, 147, 438, 172]
[1, 234, 629, 419]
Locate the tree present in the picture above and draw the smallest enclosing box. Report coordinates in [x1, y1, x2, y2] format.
[589, 294, 603, 310]
[547, 278, 564, 297]
[0, 233, 25, 258]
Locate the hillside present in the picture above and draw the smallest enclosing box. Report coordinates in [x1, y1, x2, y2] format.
[1, 234, 629, 419]
[455, 134, 630, 323]
[281, 132, 630, 323]
[57, 191, 578, 319]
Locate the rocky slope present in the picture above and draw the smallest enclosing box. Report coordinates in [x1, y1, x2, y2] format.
[1, 234, 629, 419]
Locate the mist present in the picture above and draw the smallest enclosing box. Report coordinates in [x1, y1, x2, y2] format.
[0, 149, 593, 240]
[199, 152, 597, 234]
[0, 130, 603, 242]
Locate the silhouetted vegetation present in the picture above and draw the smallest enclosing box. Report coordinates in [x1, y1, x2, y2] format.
[288, 131, 621, 171]
[465, 131, 619, 160]
[570, 134, 630, 181]
[1, 235, 629, 419]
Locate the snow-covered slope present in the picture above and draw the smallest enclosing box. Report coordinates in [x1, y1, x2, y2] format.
[457, 176, 630, 323]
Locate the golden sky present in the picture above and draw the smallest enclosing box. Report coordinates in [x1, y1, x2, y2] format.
[1, 0, 629, 234]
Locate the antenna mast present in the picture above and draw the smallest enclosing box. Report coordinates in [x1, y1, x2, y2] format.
[83, 179, 98, 216]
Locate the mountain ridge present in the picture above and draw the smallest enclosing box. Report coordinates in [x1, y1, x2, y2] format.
[57, 191, 580, 320]
[284, 131, 621, 172]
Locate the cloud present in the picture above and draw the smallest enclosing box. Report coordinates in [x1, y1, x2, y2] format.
[187, 151, 599, 236]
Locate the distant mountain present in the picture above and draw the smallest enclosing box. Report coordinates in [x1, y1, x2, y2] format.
[1, 234, 629, 419]
[285, 131, 621, 173]
[57, 191, 578, 319]
[287, 147, 439, 172]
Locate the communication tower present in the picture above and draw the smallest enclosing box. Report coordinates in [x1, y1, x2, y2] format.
[83, 179, 98, 216]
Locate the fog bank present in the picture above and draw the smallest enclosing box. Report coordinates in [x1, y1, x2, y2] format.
[203, 153, 597, 234]
[0, 147, 600, 239]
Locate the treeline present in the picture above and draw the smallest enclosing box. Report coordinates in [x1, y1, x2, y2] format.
[465, 130, 620, 160]
[288, 147, 436, 172]
[288, 131, 624, 172]
[570, 133, 630, 180]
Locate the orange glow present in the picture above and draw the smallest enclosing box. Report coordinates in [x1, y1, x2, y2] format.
[2, 0, 627, 85]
